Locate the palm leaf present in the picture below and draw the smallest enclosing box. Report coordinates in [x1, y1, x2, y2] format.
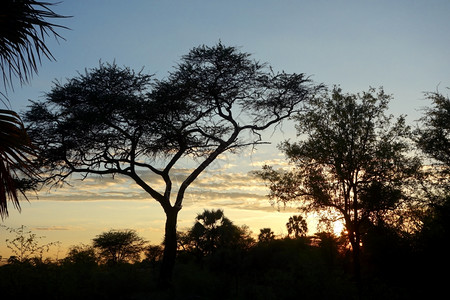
[0, 109, 38, 218]
[0, 0, 69, 90]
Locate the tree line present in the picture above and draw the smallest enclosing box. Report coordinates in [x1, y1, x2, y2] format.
[1, 198, 448, 299]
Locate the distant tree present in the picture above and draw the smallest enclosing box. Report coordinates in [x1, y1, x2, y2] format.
[143, 244, 164, 265]
[258, 228, 275, 243]
[258, 87, 421, 286]
[0, 0, 67, 218]
[314, 232, 343, 267]
[181, 209, 254, 257]
[92, 229, 147, 264]
[24, 43, 321, 286]
[63, 244, 98, 265]
[286, 215, 308, 238]
[4, 225, 59, 263]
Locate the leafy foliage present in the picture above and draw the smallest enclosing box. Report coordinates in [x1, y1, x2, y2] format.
[415, 90, 450, 169]
[24, 43, 321, 285]
[286, 215, 308, 238]
[0, 0, 66, 217]
[92, 229, 147, 264]
[257, 228, 275, 243]
[0, 0, 68, 90]
[178, 209, 254, 257]
[258, 87, 422, 288]
[0, 110, 37, 218]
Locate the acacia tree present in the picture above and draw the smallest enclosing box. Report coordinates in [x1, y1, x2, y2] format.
[24, 43, 320, 286]
[258, 87, 421, 285]
[92, 229, 147, 264]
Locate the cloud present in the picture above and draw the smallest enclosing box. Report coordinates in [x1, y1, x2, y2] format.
[32, 226, 71, 231]
[34, 165, 289, 214]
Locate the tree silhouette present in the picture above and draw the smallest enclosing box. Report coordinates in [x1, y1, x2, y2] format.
[0, 0, 68, 89]
[24, 43, 321, 287]
[0, 110, 37, 218]
[92, 229, 146, 264]
[415, 90, 450, 170]
[286, 215, 307, 238]
[143, 244, 164, 266]
[258, 87, 421, 288]
[63, 244, 98, 265]
[0, 0, 67, 218]
[258, 228, 275, 243]
[415, 90, 450, 204]
[182, 209, 254, 257]
[414, 90, 450, 291]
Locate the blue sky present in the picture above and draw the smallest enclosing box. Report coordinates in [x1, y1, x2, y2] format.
[2, 0, 450, 258]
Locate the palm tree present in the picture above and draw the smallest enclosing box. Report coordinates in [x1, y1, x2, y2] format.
[286, 215, 308, 238]
[0, 0, 67, 217]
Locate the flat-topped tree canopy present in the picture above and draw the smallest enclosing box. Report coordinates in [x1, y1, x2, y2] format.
[24, 42, 322, 286]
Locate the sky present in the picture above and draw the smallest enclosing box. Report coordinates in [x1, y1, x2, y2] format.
[1, 0, 450, 259]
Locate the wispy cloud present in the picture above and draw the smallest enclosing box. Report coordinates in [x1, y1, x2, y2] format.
[34, 165, 286, 214]
[32, 226, 71, 231]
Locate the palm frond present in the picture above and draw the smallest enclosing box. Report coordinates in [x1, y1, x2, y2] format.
[0, 0, 69, 90]
[0, 109, 38, 218]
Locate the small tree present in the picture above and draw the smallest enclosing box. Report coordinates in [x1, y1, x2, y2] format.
[4, 225, 59, 263]
[258, 228, 275, 243]
[63, 243, 98, 265]
[286, 215, 308, 238]
[24, 43, 321, 286]
[144, 245, 164, 264]
[181, 209, 254, 257]
[92, 229, 147, 264]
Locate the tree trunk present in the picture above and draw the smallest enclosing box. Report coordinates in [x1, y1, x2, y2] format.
[350, 231, 362, 298]
[159, 206, 180, 289]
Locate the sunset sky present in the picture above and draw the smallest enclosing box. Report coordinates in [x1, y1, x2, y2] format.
[1, 0, 449, 259]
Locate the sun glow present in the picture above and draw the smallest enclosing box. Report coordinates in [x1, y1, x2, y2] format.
[332, 221, 346, 236]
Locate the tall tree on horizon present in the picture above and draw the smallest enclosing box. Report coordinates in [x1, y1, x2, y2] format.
[24, 43, 322, 287]
[258, 87, 421, 288]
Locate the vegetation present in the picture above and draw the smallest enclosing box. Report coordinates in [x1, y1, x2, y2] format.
[286, 214, 308, 238]
[1, 202, 448, 299]
[0, 0, 68, 218]
[0, 5, 448, 293]
[24, 43, 321, 286]
[257, 87, 422, 290]
[0, 110, 37, 218]
[92, 229, 147, 264]
[2, 224, 59, 263]
[0, 0, 68, 89]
